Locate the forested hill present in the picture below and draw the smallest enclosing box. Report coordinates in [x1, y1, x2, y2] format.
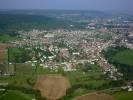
[0, 14, 71, 34]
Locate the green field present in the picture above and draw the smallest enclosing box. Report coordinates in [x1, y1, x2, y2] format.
[59, 63, 125, 99]
[0, 90, 33, 100]
[113, 91, 133, 100]
[0, 34, 17, 43]
[112, 50, 133, 66]
[0, 61, 128, 100]
[9, 47, 32, 63]
[0, 63, 115, 99]
[64, 64, 105, 86]
[102, 46, 133, 80]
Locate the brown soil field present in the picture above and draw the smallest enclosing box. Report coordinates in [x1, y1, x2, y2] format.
[0, 44, 7, 49]
[34, 75, 70, 100]
[0, 43, 15, 62]
[0, 44, 7, 62]
[74, 93, 116, 100]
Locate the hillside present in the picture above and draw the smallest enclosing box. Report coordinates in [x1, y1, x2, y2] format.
[0, 14, 71, 34]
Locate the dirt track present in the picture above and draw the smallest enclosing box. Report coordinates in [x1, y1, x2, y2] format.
[74, 93, 116, 100]
[34, 75, 70, 100]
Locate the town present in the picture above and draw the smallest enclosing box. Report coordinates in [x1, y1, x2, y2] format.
[0, 9, 133, 100]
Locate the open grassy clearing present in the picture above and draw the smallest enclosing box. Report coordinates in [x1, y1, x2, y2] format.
[0, 34, 17, 43]
[64, 68, 105, 86]
[74, 93, 116, 100]
[0, 63, 36, 88]
[73, 89, 133, 100]
[15, 63, 36, 73]
[112, 91, 133, 100]
[59, 64, 121, 99]
[0, 90, 33, 100]
[0, 73, 35, 88]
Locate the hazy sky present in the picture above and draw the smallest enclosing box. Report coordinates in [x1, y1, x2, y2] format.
[0, 0, 132, 12]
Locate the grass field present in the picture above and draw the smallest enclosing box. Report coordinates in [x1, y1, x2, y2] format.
[73, 90, 133, 100]
[112, 50, 133, 66]
[74, 93, 116, 100]
[59, 64, 115, 99]
[0, 63, 112, 99]
[64, 64, 108, 87]
[0, 90, 33, 100]
[0, 34, 17, 43]
[32, 64, 108, 90]
[0, 63, 36, 87]
[113, 91, 133, 100]
[15, 63, 36, 73]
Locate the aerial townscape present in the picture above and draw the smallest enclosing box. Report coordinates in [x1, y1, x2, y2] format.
[0, 1, 133, 100]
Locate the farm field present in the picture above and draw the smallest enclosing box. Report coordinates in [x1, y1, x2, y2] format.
[34, 75, 70, 99]
[0, 44, 7, 62]
[0, 63, 114, 99]
[112, 91, 133, 100]
[74, 93, 116, 100]
[0, 63, 132, 100]
[74, 91, 133, 100]
[0, 44, 8, 74]
[0, 47, 132, 100]
[0, 34, 17, 43]
[0, 90, 33, 100]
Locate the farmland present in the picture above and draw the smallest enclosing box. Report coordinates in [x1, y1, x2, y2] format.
[0, 44, 8, 74]
[0, 50, 129, 100]
[34, 75, 70, 99]
[0, 44, 133, 100]
[0, 90, 33, 100]
[0, 60, 119, 99]
[0, 34, 18, 43]
[74, 91, 133, 100]
[0, 44, 7, 62]
[113, 91, 133, 100]
[74, 93, 116, 100]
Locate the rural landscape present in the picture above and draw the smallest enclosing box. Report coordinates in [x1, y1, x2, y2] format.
[0, 0, 133, 100]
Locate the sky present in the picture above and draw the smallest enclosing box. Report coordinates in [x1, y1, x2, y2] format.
[0, 0, 132, 12]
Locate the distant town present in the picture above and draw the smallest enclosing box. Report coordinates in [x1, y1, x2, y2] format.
[0, 10, 133, 100]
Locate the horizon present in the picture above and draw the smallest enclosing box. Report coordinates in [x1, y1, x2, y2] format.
[0, 0, 133, 13]
[0, 9, 132, 15]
